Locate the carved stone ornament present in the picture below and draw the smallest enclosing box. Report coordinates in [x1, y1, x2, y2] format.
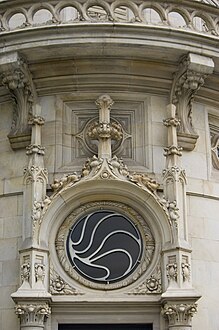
[50, 155, 159, 197]
[163, 166, 187, 185]
[50, 266, 84, 295]
[162, 303, 197, 327]
[0, 55, 36, 149]
[170, 53, 214, 151]
[15, 303, 51, 326]
[21, 263, 30, 284]
[35, 264, 45, 283]
[159, 198, 179, 228]
[182, 262, 191, 282]
[31, 196, 51, 241]
[166, 263, 178, 283]
[127, 264, 162, 295]
[75, 116, 131, 157]
[55, 201, 155, 290]
[23, 165, 48, 184]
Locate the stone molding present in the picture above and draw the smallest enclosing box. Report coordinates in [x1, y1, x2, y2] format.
[0, 52, 36, 149]
[170, 53, 214, 150]
[1, 0, 219, 38]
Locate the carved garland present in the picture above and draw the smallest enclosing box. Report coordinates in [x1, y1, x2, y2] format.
[55, 201, 155, 290]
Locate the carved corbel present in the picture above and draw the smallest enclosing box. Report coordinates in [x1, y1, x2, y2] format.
[0, 52, 36, 149]
[171, 53, 214, 151]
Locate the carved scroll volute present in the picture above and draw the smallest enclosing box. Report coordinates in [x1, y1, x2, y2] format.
[0, 52, 36, 149]
[170, 53, 214, 151]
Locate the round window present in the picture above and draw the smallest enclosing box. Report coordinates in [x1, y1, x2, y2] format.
[56, 201, 155, 290]
[66, 210, 143, 284]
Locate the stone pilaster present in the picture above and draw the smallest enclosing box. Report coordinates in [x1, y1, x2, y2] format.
[170, 53, 214, 150]
[161, 104, 200, 329]
[23, 105, 48, 247]
[0, 52, 36, 149]
[12, 104, 51, 327]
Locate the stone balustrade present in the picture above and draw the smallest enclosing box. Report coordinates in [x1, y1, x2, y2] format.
[0, 0, 219, 37]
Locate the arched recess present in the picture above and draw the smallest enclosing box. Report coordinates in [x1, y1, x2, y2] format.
[39, 179, 172, 292]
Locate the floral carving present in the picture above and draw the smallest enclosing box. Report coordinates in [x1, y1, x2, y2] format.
[15, 303, 51, 326]
[128, 172, 159, 192]
[162, 303, 197, 326]
[166, 263, 178, 282]
[128, 265, 162, 295]
[51, 172, 80, 193]
[160, 198, 179, 228]
[21, 263, 30, 284]
[50, 267, 84, 295]
[35, 264, 45, 283]
[182, 262, 191, 282]
[87, 121, 123, 141]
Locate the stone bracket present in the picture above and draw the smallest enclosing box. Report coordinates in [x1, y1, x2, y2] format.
[0, 51, 36, 149]
[170, 53, 214, 151]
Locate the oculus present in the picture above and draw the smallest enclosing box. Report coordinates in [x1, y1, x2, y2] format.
[66, 210, 143, 284]
[56, 201, 155, 290]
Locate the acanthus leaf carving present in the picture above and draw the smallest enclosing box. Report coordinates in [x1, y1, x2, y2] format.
[162, 303, 197, 326]
[15, 303, 51, 326]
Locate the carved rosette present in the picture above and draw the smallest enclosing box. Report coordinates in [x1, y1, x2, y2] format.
[1, 57, 36, 149]
[50, 267, 84, 295]
[170, 53, 214, 151]
[128, 265, 162, 295]
[15, 303, 51, 327]
[162, 303, 197, 327]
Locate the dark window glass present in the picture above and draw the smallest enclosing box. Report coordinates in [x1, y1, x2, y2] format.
[66, 210, 143, 284]
[59, 324, 153, 330]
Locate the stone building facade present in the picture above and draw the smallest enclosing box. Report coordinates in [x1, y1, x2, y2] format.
[0, 1, 219, 329]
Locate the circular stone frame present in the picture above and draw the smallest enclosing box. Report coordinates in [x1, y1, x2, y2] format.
[55, 201, 155, 290]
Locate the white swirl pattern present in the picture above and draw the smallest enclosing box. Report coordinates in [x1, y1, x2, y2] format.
[66, 211, 142, 283]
